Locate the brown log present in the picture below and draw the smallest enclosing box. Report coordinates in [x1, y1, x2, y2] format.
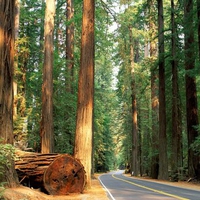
[43, 154, 85, 195]
[15, 150, 61, 187]
[15, 150, 86, 195]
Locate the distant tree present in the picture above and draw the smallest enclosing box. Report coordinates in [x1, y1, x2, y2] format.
[0, 0, 19, 187]
[17, 0, 45, 152]
[13, 0, 29, 150]
[128, 25, 139, 176]
[13, 0, 20, 119]
[40, 0, 56, 153]
[148, 0, 159, 180]
[66, 0, 74, 93]
[171, 0, 182, 181]
[64, 0, 75, 152]
[74, 0, 95, 188]
[157, 0, 168, 180]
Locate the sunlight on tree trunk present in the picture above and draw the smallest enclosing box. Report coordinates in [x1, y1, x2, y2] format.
[0, 0, 19, 187]
[40, 0, 55, 153]
[13, 0, 20, 120]
[0, 0, 14, 144]
[74, 0, 95, 188]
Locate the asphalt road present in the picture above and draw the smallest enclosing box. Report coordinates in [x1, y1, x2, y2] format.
[98, 170, 200, 200]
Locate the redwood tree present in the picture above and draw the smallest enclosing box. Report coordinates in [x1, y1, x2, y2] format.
[74, 0, 95, 188]
[64, 0, 75, 149]
[128, 26, 139, 176]
[171, 0, 182, 181]
[157, 0, 168, 180]
[66, 0, 74, 93]
[0, 0, 19, 187]
[0, 0, 15, 144]
[148, 0, 159, 179]
[40, 0, 55, 153]
[13, 0, 20, 119]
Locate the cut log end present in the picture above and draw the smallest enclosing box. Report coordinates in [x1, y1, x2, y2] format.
[43, 154, 86, 195]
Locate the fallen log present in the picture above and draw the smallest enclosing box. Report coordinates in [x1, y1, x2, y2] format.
[15, 150, 85, 195]
[15, 150, 60, 186]
[43, 155, 85, 194]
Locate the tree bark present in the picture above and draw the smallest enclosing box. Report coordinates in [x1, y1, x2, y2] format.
[128, 26, 139, 176]
[157, 0, 168, 180]
[150, 68, 159, 179]
[66, 0, 74, 93]
[171, 0, 183, 182]
[15, 151, 86, 194]
[44, 154, 85, 194]
[40, 0, 55, 153]
[15, 151, 60, 187]
[13, 0, 20, 120]
[64, 0, 75, 152]
[0, 0, 14, 144]
[0, 0, 19, 187]
[148, 0, 159, 179]
[74, 0, 95, 188]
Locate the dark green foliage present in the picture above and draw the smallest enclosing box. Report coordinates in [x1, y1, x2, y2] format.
[0, 140, 15, 186]
[191, 126, 200, 155]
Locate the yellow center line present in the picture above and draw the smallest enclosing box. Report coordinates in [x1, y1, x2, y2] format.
[112, 174, 189, 200]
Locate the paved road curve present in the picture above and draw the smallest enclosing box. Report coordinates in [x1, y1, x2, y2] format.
[99, 170, 200, 200]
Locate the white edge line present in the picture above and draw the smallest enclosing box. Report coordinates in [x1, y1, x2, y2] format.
[98, 175, 116, 200]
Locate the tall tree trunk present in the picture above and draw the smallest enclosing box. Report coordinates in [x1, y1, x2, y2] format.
[0, 0, 19, 187]
[148, 0, 159, 179]
[13, 0, 20, 120]
[40, 0, 55, 153]
[74, 0, 95, 188]
[150, 57, 159, 180]
[129, 26, 139, 176]
[184, 0, 200, 179]
[0, 0, 14, 144]
[157, 0, 168, 180]
[65, 0, 75, 152]
[66, 0, 74, 93]
[150, 67, 159, 179]
[171, 0, 182, 182]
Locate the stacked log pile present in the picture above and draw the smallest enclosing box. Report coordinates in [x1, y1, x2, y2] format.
[15, 150, 85, 195]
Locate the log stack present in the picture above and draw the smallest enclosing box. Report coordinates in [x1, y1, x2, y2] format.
[15, 150, 85, 195]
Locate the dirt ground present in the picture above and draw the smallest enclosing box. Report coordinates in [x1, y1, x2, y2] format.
[2, 174, 109, 200]
[2, 173, 200, 200]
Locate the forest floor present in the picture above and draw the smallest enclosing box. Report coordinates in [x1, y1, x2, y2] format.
[2, 173, 200, 200]
[2, 174, 109, 200]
